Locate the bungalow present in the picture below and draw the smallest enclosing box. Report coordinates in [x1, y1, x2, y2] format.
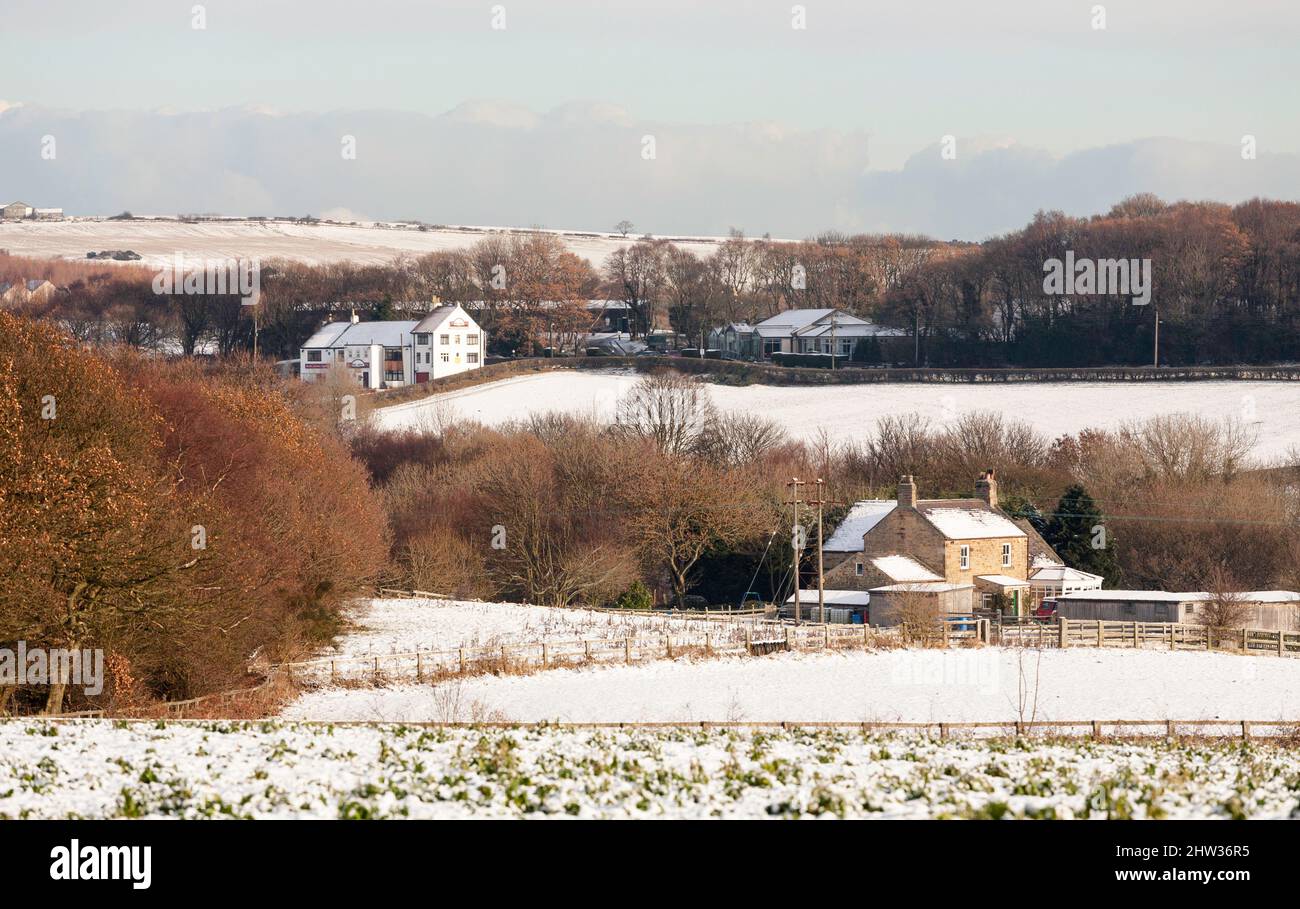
[751, 308, 908, 360]
[823, 471, 1067, 624]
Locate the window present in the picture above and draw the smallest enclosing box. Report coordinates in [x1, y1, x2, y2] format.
[415, 333, 430, 345]
[306, 350, 322, 362]
[763, 338, 782, 356]
[855, 561, 864, 577]
[467, 352, 479, 364]
[454, 334, 461, 345]
[1155, 604, 1170, 619]
[1001, 543, 1011, 567]
[467, 333, 479, 345]
[440, 334, 449, 344]
[441, 352, 449, 363]
[959, 545, 969, 570]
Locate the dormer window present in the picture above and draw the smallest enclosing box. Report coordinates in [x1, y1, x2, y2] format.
[959, 545, 969, 570]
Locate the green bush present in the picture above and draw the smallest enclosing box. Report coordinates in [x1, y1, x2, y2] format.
[614, 581, 653, 610]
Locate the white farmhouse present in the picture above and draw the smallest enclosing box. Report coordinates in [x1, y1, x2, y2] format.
[410, 303, 485, 381]
[298, 303, 485, 389]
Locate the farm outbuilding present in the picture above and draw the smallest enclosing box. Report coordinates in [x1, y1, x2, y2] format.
[1056, 590, 1300, 631]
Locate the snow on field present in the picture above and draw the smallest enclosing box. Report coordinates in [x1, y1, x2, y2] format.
[372, 371, 1300, 460]
[3, 720, 1298, 818]
[285, 647, 1300, 724]
[323, 598, 769, 658]
[0, 218, 724, 267]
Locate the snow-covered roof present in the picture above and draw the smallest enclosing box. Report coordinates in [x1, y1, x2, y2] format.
[754, 308, 859, 337]
[300, 322, 352, 349]
[823, 500, 897, 551]
[785, 589, 871, 606]
[872, 555, 942, 583]
[794, 321, 907, 339]
[300, 320, 418, 349]
[1031, 553, 1065, 570]
[1028, 565, 1104, 584]
[1057, 589, 1299, 604]
[870, 582, 973, 593]
[413, 304, 477, 335]
[919, 502, 1025, 540]
[976, 574, 1029, 588]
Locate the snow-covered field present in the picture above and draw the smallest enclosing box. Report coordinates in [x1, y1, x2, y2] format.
[4, 720, 1298, 819]
[372, 371, 1300, 460]
[286, 647, 1300, 725]
[0, 218, 724, 268]
[323, 598, 769, 658]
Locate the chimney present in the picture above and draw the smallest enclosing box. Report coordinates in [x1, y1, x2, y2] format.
[976, 469, 998, 508]
[897, 475, 918, 509]
[350, 308, 360, 325]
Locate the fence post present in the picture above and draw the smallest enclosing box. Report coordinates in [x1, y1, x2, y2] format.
[1241, 628, 1248, 652]
[666, 636, 673, 659]
[1241, 721, 1250, 741]
[459, 648, 466, 673]
[705, 633, 712, 655]
[942, 621, 949, 649]
[330, 660, 336, 683]
[1096, 621, 1103, 648]
[1169, 624, 1175, 651]
[584, 640, 592, 660]
[416, 652, 423, 681]
[1279, 630, 1285, 657]
[1059, 617, 1067, 649]
[1166, 719, 1174, 738]
[1092, 720, 1101, 740]
[745, 627, 752, 651]
[373, 657, 379, 682]
[824, 624, 830, 649]
[625, 637, 631, 664]
[1133, 623, 1139, 648]
[542, 642, 548, 668]
[1206, 627, 1212, 651]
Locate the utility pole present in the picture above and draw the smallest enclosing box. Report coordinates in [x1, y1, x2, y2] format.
[1153, 307, 1160, 368]
[786, 478, 805, 625]
[914, 310, 920, 366]
[811, 478, 826, 624]
[830, 311, 837, 371]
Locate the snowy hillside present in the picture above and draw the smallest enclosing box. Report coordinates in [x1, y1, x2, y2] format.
[372, 371, 1300, 461]
[0, 218, 726, 267]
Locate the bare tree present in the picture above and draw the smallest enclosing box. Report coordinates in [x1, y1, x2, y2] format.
[614, 371, 717, 457]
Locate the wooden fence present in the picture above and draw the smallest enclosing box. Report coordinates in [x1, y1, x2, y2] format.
[278, 619, 984, 685]
[997, 617, 1300, 656]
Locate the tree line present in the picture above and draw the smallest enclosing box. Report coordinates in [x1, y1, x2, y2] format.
[12, 193, 1298, 366]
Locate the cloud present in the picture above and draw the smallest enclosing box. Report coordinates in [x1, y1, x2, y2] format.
[0, 103, 1296, 240]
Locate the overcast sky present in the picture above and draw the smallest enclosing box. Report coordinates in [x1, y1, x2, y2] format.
[2, 0, 1298, 238]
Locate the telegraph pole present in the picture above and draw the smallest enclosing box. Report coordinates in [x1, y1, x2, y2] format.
[812, 478, 826, 624]
[1153, 307, 1160, 368]
[830, 312, 837, 371]
[786, 478, 805, 625]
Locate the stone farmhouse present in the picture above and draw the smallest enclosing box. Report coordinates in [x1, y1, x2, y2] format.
[821, 471, 1095, 625]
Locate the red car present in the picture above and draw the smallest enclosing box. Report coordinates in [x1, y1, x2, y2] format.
[1034, 599, 1058, 621]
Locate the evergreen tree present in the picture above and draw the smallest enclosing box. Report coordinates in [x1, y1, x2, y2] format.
[1044, 485, 1120, 582]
